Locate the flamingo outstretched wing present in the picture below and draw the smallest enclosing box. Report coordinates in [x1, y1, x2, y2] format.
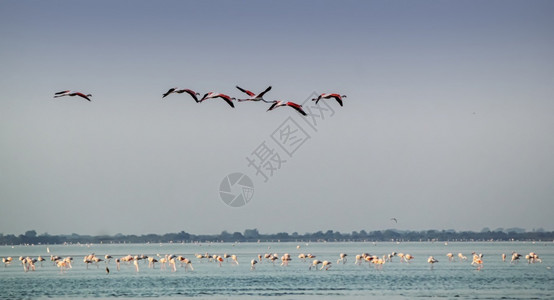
[162, 88, 176, 98]
[286, 102, 307, 116]
[257, 86, 272, 98]
[236, 86, 255, 97]
[72, 92, 92, 101]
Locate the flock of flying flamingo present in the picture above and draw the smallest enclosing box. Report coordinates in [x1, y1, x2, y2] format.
[53, 86, 348, 116]
[2, 249, 542, 274]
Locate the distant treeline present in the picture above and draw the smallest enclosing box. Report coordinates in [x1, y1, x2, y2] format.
[1, 228, 553, 245]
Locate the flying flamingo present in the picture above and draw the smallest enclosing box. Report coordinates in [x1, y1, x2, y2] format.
[311, 93, 346, 106]
[162, 88, 178, 98]
[267, 101, 307, 116]
[200, 92, 236, 108]
[54, 90, 92, 101]
[175, 89, 201, 103]
[236, 85, 272, 103]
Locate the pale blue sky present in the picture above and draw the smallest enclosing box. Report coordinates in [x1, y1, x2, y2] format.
[1, 0, 553, 235]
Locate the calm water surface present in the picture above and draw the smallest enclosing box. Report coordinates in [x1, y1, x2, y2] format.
[1, 241, 553, 299]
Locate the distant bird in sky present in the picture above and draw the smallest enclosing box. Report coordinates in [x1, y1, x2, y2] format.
[390, 218, 398, 223]
[175, 89, 201, 103]
[312, 93, 346, 106]
[267, 101, 307, 116]
[236, 85, 272, 103]
[200, 92, 236, 108]
[162, 88, 178, 98]
[54, 90, 92, 101]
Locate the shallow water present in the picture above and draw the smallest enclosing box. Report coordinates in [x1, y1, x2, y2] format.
[1, 241, 553, 299]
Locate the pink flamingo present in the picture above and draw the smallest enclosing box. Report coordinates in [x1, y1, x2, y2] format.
[236, 85, 272, 103]
[162, 88, 177, 98]
[200, 92, 236, 108]
[54, 90, 92, 101]
[267, 101, 307, 116]
[312, 93, 346, 106]
[175, 89, 201, 103]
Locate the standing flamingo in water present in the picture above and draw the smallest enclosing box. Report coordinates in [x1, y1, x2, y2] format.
[54, 90, 92, 101]
[337, 253, 348, 264]
[3, 257, 13, 267]
[428, 256, 438, 269]
[309, 260, 322, 270]
[311, 93, 346, 106]
[267, 101, 307, 116]
[236, 85, 273, 103]
[320, 261, 332, 270]
[200, 92, 236, 108]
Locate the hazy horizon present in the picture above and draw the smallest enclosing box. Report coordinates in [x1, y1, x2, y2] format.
[1, 1, 553, 236]
[2, 226, 544, 237]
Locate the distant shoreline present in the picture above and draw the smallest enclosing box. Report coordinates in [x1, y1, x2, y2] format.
[2, 228, 553, 245]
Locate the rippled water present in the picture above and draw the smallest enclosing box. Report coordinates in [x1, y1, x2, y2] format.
[1, 241, 553, 299]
